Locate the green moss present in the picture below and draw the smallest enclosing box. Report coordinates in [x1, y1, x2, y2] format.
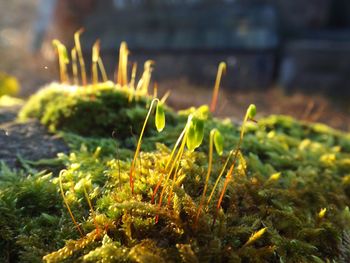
[4, 83, 350, 262]
[19, 82, 178, 138]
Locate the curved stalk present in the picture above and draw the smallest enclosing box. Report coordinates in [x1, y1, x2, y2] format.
[213, 104, 256, 226]
[129, 98, 159, 194]
[92, 40, 100, 85]
[83, 185, 100, 236]
[59, 170, 84, 237]
[210, 62, 226, 113]
[195, 129, 215, 227]
[71, 48, 78, 85]
[98, 57, 108, 82]
[74, 28, 87, 86]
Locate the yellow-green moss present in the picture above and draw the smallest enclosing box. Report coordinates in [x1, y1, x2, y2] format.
[2, 84, 350, 262]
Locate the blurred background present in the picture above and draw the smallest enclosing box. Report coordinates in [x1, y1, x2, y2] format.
[1, 0, 350, 129]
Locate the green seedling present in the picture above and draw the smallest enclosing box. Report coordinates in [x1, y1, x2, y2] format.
[152, 105, 209, 206]
[155, 115, 193, 221]
[155, 106, 210, 220]
[98, 57, 108, 82]
[243, 227, 267, 247]
[195, 128, 224, 227]
[128, 62, 138, 102]
[153, 82, 158, 99]
[52, 39, 70, 83]
[82, 183, 100, 236]
[213, 104, 257, 226]
[59, 170, 84, 237]
[186, 118, 205, 152]
[210, 62, 226, 113]
[151, 115, 190, 204]
[71, 48, 78, 85]
[117, 42, 129, 86]
[129, 98, 165, 194]
[136, 60, 154, 96]
[92, 40, 100, 85]
[74, 28, 87, 86]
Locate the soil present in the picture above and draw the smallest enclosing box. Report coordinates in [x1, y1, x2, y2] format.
[0, 105, 68, 169]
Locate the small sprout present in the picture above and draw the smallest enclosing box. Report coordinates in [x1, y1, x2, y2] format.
[186, 118, 204, 152]
[136, 60, 154, 95]
[243, 227, 268, 247]
[318, 208, 327, 219]
[247, 104, 257, 120]
[213, 129, 224, 156]
[186, 121, 197, 152]
[59, 170, 84, 237]
[128, 62, 138, 101]
[92, 40, 100, 85]
[82, 183, 100, 236]
[130, 98, 164, 194]
[98, 57, 108, 82]
[117, 42, 129, 86]
[267, 172, 281, 182]
[195, 129, 224, 227]
[74, 28, 87, 85]
[213, 104, 257, 226]
[155, 102, 165, 132]
[71, 48, 79, 85]
[210, 62, 226, 113]
[151, 116, 191, 204]
[153, 82, 158, 99]
[153, 115, 193, 219]
[207, 149, 234, 206]
[52, 39, 70, 83]
[160, 90, 171, 104]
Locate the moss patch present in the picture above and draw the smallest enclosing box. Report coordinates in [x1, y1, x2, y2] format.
[1, 84, 350, 262]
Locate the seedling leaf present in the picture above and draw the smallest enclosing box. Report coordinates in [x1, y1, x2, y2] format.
[213, 129, 224, 156]
[155, 102, 165, 132]
[247, 104, 257, 119]
[186, 121, 197, 152]
[194, 118, 204, 148]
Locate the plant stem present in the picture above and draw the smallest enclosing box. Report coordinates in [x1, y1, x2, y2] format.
[195, 129, 215, 227]
[74, 28, 87, 86]
[98, 57, 108, 82]
[210, 62, 226, 113]
[71, 48, 79, 85]
[130, 98, 159, 194]
[83, 185, 100, 236]
[59, 170, 84, 237]
[92, 40, 100, 85]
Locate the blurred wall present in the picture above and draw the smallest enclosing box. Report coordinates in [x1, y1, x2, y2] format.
[36, 0, 350, 93]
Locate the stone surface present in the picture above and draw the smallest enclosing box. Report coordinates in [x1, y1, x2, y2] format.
[0, 107, 69, 169]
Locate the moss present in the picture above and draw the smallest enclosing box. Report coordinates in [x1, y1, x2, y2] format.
[4, 82, 350, 262]
[19, 82, 178, 138]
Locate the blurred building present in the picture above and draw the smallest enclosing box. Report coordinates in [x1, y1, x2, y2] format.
[36, 0, 350, 93]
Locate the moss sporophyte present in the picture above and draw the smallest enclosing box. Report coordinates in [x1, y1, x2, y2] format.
[8, 31, 350, 262]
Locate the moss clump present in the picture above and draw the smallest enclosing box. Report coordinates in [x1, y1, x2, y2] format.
[19, 82, 178, 138]
[6, 87, 350, 261]
[5, 73, 350, 262]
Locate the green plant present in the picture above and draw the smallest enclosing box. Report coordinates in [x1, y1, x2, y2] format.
[130, 98, 166, 194]
[210, 62, 226, 113]
[74, 28, 87, 85]
[213, 104, 256, 225]
[195, 128, 223, 227]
